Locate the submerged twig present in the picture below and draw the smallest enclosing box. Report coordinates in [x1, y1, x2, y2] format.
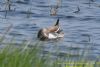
[57, 0, 61, 9]
[73, 6, 80, 13]
[91, 0, 95, 2]
[50, 0, 62, 16]
[5, 10, 8, 18]
[89, 0, 91, 7]
[4, 0, 12, 18]
[89, 0, 95, 7]
[5, 0, 12, 11]
[26, 8, 32, 18]
[50, 6, 58, 16]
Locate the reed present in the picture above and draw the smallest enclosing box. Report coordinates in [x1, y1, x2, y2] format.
[73, 6, 80, 13]
[89, 0, 95, 7]
[50, 0, 62, 16]
[0, 43, 99, 67]
[26, 8, 32, 18]
[5, 0, 12, 11]
[4, 0, 12, 18]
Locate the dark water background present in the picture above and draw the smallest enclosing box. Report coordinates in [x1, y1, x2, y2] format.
[0, 0, 100, 61]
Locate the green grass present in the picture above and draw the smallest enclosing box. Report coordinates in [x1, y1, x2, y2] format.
[0, 44, 46, 67]
[0, 43, 99, 67]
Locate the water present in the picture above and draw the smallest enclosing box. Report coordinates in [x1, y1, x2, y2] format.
[0, 0, 100, 61]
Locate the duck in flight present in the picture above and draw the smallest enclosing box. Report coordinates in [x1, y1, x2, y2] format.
[37, 19, 64, 40]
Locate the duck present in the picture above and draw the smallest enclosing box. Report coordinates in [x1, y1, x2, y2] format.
[37, 19, 64, 40]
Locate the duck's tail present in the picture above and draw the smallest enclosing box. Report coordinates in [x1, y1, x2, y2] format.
[55, 18, 59, 26]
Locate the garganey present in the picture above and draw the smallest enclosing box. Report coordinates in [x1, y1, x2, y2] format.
[37, 19, 64, 40]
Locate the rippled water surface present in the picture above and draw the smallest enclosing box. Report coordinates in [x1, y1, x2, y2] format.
[0, 0, 100, 60]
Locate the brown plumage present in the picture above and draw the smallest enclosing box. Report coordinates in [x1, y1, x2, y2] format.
[47, 18, 59, 32]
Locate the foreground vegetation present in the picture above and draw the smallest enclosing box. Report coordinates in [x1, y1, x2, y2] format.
[0, 42, 99, 67]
